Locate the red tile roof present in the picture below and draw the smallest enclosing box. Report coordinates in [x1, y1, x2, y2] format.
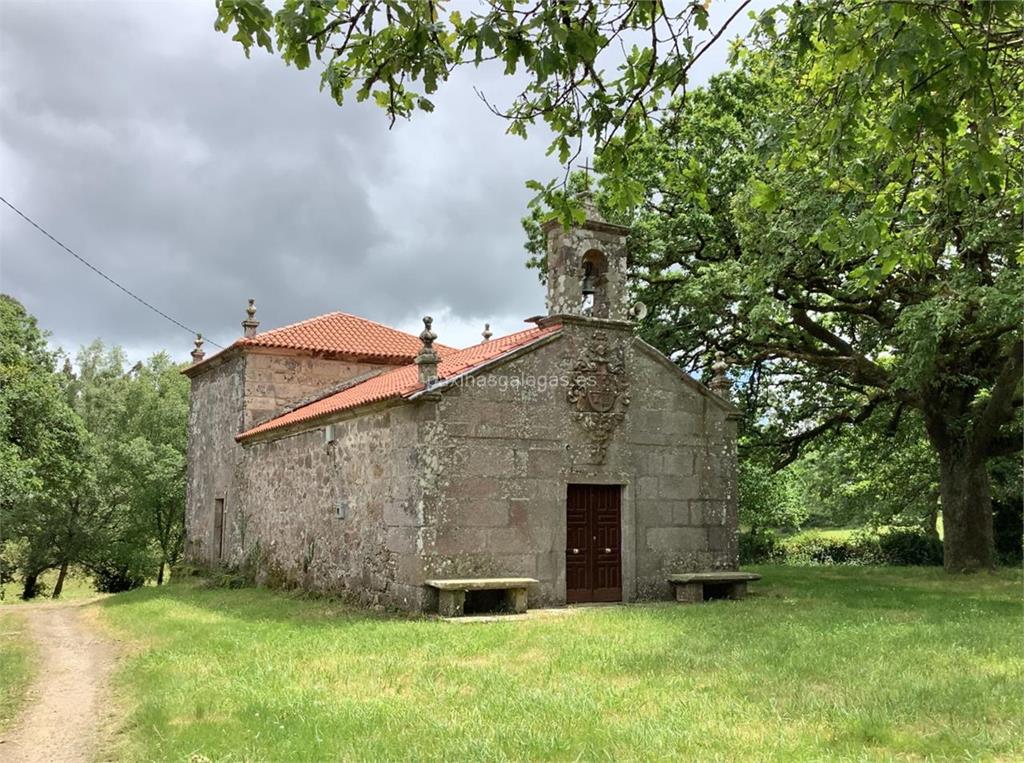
[238, 312, 458, 360]
[186, 312, 458, 374]
[237, 324, 561, 441]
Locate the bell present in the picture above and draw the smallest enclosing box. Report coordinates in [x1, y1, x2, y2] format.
[581, 262, 597, 296]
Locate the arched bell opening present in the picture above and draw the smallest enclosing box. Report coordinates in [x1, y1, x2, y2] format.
[581, 249, 610, 317]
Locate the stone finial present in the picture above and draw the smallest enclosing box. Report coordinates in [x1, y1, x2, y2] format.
[242, 298, 259, 338]
[414, 316, 439, 384]
[482, 323, 493, 342]
[191, 334, 205, 363]
[709, 350, 731, 399]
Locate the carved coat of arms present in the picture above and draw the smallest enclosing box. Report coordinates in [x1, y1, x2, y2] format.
[566, 332, 630, 462]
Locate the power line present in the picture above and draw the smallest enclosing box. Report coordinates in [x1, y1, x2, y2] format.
[0, 195, 223, 349]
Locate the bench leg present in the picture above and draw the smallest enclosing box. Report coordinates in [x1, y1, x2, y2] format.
[505, 587, 528, 614]
[728, 582, 748, 600]
[674, 582, 704, 603]
[438, 589, 466, 617]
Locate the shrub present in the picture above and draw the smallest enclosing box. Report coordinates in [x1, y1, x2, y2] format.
[168, 562, 205, 579]
[739, 528, 787, 564]
[92, 564, 145, 593]
[876, 528, 943, 566]
[783, 532, 880, 566]
[780, 528, 945, 567]
[210, 569, 253, 589]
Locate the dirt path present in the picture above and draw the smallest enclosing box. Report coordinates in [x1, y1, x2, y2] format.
[0, 602, 118, 763]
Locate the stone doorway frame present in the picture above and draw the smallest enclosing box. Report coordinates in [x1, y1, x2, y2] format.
[560, 476, 636, 604]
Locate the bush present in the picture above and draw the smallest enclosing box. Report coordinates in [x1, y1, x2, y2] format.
[783, 532, 880, 566]
[199, 570, 252, 590]
[169, 562, 205, 579]
[92, 564, 145, 593]
[778, 528, 944, 567]
[739, 528, 787, 564]
[876, 528, 943, 566]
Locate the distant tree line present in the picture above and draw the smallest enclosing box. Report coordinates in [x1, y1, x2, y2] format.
[0, 295, 188, 599]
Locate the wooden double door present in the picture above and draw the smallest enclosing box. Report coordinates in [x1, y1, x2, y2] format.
[566, 484, 622, 603]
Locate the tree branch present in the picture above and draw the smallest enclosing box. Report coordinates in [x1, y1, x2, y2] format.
[770, 395, 887, 470]
[973, 339, 1024, 461]
[789, 308, 893, 389]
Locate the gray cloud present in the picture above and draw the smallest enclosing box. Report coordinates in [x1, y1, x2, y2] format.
[0, 0, 762, 358]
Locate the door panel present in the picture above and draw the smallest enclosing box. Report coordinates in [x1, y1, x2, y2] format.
[566, 496, 590, 603]
[566, 484, 622, 603]
[592, 486, 622, 601]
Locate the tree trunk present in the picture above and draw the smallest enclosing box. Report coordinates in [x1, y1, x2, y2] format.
[21, 571, 41, 600]
[936, 446, 995, 572]
[156, 561, 165, 586]
[52, 559, 70, 598]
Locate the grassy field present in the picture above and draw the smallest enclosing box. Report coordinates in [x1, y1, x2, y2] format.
[0, 611, 34, 730]
[97, 567, 1022, 762]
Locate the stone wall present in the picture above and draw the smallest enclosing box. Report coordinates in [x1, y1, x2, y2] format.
[232, 403, 429, 609]
[624, 341, 739, 598]
[186, 348, 394, 569]
[416, 318, 738, 606]
[242, 350, 390, 430]
[185, 354, 245, 566]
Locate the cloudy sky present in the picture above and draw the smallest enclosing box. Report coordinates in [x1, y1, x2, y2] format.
[1, 1, 764, 362]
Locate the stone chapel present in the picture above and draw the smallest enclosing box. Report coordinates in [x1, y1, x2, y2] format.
[183, 201, 740, 611]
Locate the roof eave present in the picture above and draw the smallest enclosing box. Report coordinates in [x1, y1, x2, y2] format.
[407, 330, 564, 402]
[236, 396, 406, 446]
[181, 344, 242, 378]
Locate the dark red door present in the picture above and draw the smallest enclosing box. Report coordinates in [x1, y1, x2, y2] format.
[566, 484, 622, 603]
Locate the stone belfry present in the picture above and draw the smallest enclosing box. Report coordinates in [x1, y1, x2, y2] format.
[542, 194, 630, 320]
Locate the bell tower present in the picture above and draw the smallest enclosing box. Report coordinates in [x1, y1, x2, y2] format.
[543, 195, 630, 320]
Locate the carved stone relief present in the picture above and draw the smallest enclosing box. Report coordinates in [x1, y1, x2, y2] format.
[566, 331, 630, 462]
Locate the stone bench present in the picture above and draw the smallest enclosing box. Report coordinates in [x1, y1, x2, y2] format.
[425, 578, 539, 617]
[667, 571, 762, 603]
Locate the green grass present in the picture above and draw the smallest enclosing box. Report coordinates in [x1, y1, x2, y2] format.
[97, 567, 1023, 762]
[0, 611, 34, 730]
[1, 567, 99, 606]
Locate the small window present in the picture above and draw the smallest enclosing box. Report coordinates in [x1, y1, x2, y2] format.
[325, 424, 336, 443]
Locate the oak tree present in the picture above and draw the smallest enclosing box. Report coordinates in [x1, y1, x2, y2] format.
[618, 38, 1021, 571]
